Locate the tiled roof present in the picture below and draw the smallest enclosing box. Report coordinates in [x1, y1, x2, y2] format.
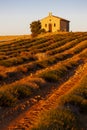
[41, 13, 70, 22]
[52, 15, 70, 22]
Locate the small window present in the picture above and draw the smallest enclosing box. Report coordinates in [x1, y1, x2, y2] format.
[45, 24, 47, 27]
[49, 19, 51, 21]
[54, 23, 56, 27]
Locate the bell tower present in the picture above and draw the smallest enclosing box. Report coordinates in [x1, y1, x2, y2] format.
[49, 12, 52, 16]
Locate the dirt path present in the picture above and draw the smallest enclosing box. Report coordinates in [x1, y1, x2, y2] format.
[0, 62, 86, 130]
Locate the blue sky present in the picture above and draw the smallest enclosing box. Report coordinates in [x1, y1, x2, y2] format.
[0, 0, 87, 35]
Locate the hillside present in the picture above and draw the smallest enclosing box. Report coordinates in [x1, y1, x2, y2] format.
[0, 32, 87, 130]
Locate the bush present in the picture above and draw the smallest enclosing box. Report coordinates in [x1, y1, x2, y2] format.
[32, 108, 79, 130]
[40, 71, 59, 82]
[0, 91, 17, 107]
[0, 83, 37, 107]
[30, 20, 42, 37]
[11, 85, 33, 99]
[39, 61, 77, 83]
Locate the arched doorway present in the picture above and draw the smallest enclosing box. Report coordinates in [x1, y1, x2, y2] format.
[49, 24, 52, 32]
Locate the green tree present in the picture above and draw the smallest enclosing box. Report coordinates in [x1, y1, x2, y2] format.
[30, 20, 42, 37]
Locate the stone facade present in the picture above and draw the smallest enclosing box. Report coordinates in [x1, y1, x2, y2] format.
[40, 13, 70, 32]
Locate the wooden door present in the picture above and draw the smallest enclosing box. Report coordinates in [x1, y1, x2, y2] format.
[49, 24, 52, 32]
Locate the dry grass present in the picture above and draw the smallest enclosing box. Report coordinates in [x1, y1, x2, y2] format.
[0, 35, 31, 41]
